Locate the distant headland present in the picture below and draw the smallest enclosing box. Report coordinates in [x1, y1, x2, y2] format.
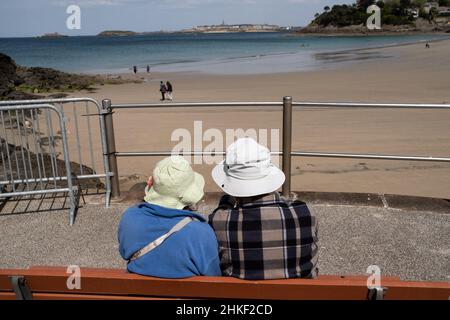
[35, 1, 450, 39]
[94, 24, 296, 36]
[181, 23, 294, 33]
[298, 0, 450, 34]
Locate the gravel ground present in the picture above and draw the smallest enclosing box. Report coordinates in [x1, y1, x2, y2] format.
[0, 196, 449, 282]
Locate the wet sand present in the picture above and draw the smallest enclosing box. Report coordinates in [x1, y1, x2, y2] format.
[66, 39, 450, 199]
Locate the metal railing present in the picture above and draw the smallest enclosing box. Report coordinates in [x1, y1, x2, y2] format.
[1, 96, 449, 222]
[102, 97, 450, 199]
[0, 104, 78, 224]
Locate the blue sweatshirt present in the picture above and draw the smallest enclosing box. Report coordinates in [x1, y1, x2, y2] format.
[118, 202, 221, 278]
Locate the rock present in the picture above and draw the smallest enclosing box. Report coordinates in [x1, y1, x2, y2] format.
[1, 90, 42, 101]
[0, 138, 15, 157]
[0, 51, 137, 101]
[48, 93, 69, 99]
[0, 53, 22, 98]
[16, 66, 97, 93]
[0, 142, 104, 190]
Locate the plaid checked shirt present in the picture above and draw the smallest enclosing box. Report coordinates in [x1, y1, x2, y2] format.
[208, 192, 319, 280]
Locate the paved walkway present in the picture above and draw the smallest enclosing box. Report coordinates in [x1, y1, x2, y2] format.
[0, 194, 449, 282]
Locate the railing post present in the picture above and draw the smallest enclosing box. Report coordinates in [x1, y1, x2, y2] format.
[102, 99, 120, 199]
[282, 96, 292, 198]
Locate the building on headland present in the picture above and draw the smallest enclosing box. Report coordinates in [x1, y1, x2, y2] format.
[406, 8, 419, 19]
[436, 6, 450, 27]
[423, 2, 439, 14]
[183, 23, 283, 33]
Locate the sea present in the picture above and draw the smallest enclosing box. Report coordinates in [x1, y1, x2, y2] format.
[0, 32, 449, 75]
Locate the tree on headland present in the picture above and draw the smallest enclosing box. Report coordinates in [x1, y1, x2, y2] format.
[428, 7, 439, 23]
[314, 4, 368, 27]
[400, 0, 412, 8]
[357, 0, 375, 9]
[311, 0, 435, 28]
[376, 1, 385, 9]
[324, 6, 331, 12]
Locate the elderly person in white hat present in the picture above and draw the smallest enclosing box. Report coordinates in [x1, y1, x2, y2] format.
[209, 138, 318, 280]
[118, 156, 221, 278]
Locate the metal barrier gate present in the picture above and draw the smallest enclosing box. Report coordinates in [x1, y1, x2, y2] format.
[0, 98, 112, 225]
[0, 104, 78, 224]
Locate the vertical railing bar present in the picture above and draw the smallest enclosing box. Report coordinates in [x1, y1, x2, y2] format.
[48, 108, 59, 178]
[102, 99, 120, 199]
[0, 111, 16, 192]
[282, 96, 293, 198]
[85, 101, 96, 172]
[98, 101, 112, 208]
[72, 102, 84, 175]
[7, 110, 21, 182]
[0, 143, 7, 189]
[21, 110, 35, 182]
[31, 109, 44, 189]
[45, 109, 58, 188]
[57, 104, 76, 225]
[52, 104, 62, 179]
[15, 110, 30, 191]
[35, 109, 47, 179]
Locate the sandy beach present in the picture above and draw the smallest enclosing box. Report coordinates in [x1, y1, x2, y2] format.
[67, 39, 450, 199]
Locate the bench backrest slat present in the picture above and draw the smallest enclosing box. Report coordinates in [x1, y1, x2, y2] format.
[0, 267, 449, 300]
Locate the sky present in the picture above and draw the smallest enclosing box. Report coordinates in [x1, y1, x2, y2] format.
[0, 0, 353, 38]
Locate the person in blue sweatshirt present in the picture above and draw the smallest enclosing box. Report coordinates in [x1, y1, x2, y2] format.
[118, 156, 221, 278]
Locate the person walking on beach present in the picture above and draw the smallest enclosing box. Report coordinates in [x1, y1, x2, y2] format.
[208, 138, 319, 280]
[147, 65, 150, 73]
[166, 81, 173, 101]
[160, 81, 167, 101]
[118, 156, 221, 278]
[133, 65, 137, 74]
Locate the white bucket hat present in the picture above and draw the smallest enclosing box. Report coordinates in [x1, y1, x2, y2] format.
[212, 138, 285, 197]
[144, 156, 205, 210]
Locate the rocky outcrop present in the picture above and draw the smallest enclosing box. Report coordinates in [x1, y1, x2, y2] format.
[0, 53, 23, 98]
[0, 52, 102, 101]
[16, 66, 99, 93]
[0, 137, 104, 189]
[0, 52, 141, 101]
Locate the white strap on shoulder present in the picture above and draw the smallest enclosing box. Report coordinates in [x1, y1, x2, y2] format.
[129, 216, 194, 262]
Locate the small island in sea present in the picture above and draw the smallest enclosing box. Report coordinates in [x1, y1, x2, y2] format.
[97, 30, 139, 37]
[38, 32, 69, 39]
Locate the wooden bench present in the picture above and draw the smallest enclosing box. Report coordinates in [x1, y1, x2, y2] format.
[0, 266, 449, 300]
